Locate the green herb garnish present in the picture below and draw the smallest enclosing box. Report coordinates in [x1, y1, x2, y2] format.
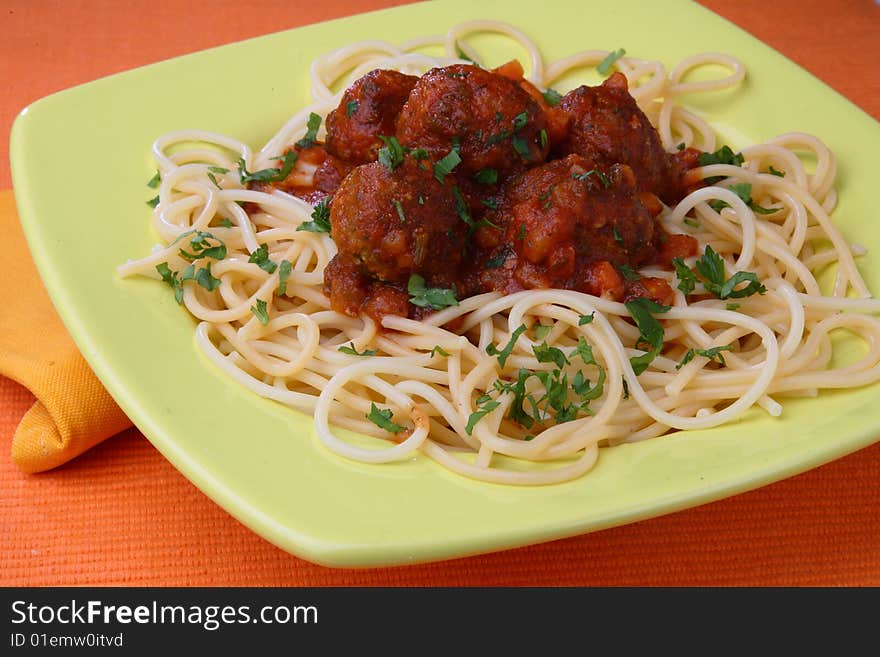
[486, 324, 527, 369]
[377, 135, 405, 171]
[366, 403, 404, 434]
[676, 345, 732, 369]
[392, 199, 407, 223]
[693, 244, 767, 299]
[237, 150, 298, 184]
[295, 112, 322, 148]
[474, 168, 498, 185]
[617, 264, 641, 282]
[277, 259, 292, 295]
[407, 274, 459, 310]
[338, 342, 377, 357]
[597, 48, 626, 75]
[433, 149, 461, 182]
[625, 297, 671, 375]
[250, 299, 269, 325]
[248, 243, 277, 274]
[542, 88, 563, 107]
[465, 397, 501, 435]
[297, 197, 332, 234]
[178, 231, 227, 261]
[156, 262, 183, 303]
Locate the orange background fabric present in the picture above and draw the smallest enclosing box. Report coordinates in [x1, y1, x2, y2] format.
[2, 0, 879, 586]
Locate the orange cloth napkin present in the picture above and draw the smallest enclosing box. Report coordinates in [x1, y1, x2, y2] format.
[0, 190, 132, 473]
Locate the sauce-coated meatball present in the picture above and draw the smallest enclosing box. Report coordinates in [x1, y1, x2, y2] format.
[502, 154, 657, 294]
[555, 72, 688, 205]
[328, 158, 467, 286]
[396, 64, 548, 176]
[325, 69, 419, 164]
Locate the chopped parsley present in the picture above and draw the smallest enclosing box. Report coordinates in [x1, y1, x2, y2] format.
[542, 88, 563, 107]
[407, 274, 459, 310]
[366, 403, 404, 434]
[474, 168, 498, 185]
[377, 135, 405, 171]
[533, 324, 552, 340]
[217, 217, 234, 228]
[617, 264, 641, 282]
[486, 324, 527, 369]
[673, 258, 697, 295]
[430, 345, 450, 358]
[597, 48, 626, 75]
[708, 182, 777, 214]
[156, 262, 183, 304]
[277, 259, 292, 295]
[345, 100, 359, 117]
[768, 165, 785, 177]
[533, 342, 570, 369]
[297, 198, 332, 234]
[578, 313, 595, 326]
[392, 199, 407, 223]
[625, 297, 671, 375]
[489, 337, 608, 429]
[248, 243, 277, 274]
[511, 135, 531, 158]
[485, 130, 511, 147]
[295, 112, 322, 148]
[698, 145, 745, 168]
[676, 345, 732, 369]
[147, 171, 161, 188]
[180, 261, 221, 291]
[177, 231, 227, 261]
[465, 396, 501, 435]
[672, 244, 767, 300]
[237, 150, 298, 184]
[338, 342, 377, 357]
[250, 299, 269, 325]
[513, 111, 529, 131]
[433, 149, 461, 182]
[146, 195, 160, 209]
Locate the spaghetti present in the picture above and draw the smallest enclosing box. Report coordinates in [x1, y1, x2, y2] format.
[119, 21, 880, 485]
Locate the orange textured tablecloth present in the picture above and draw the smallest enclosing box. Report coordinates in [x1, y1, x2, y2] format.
[2, 0, 880, 586]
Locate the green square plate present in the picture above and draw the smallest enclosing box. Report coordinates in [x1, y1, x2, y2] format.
[11, 0, 880, 567]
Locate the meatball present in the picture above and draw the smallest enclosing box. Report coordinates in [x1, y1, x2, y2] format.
[324, 69, 419, 164]
[554, 72, 690, 205]
[328, 158, 468, 286]
[502, 154, 658, 295]
[313, 153, 355, 196]
[396, 64, 548, 176]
